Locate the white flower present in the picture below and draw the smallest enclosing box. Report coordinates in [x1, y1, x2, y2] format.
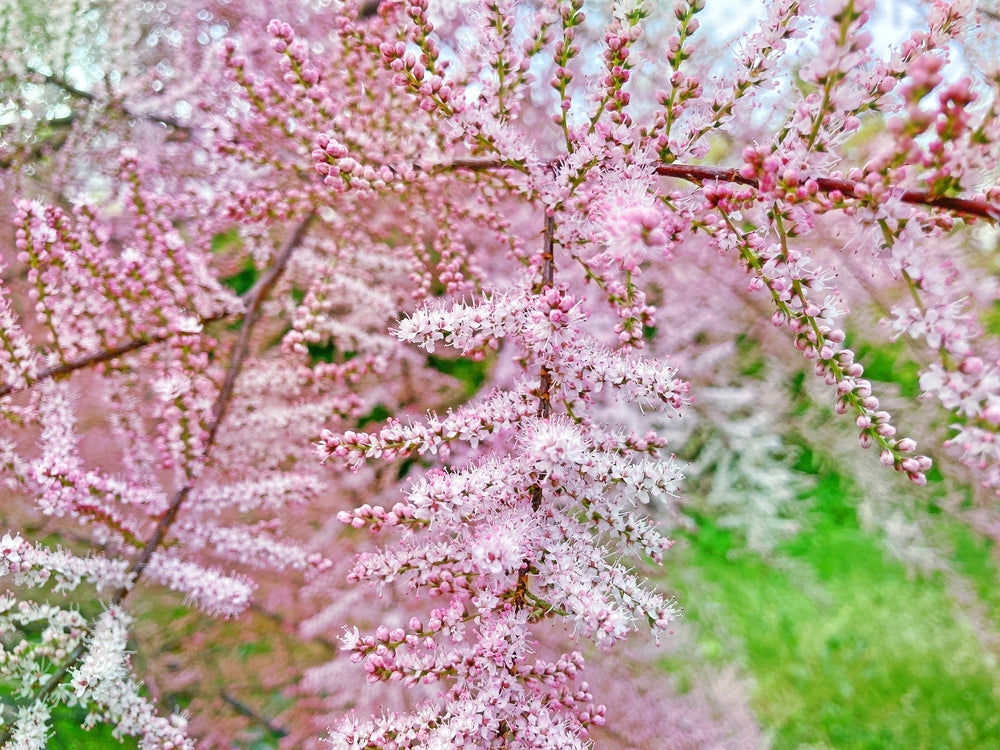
[152, 374, 191, 402]
[470, 527, 522, 579]
[525, 418, 589, 474]
[175, 315, 203, 335]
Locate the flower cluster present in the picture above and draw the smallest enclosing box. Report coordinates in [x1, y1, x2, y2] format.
[321, 222, 687, 744]
[3, 0, 1000, 747]
[70, 608, 194, 749]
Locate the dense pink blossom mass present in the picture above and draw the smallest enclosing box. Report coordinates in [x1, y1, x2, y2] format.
[0, 0, 999, 747]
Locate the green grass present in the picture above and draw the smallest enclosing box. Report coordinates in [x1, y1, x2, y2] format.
[0, 701, 141, 749]
[936, 515, 1000, 630]
[665, 448, 1000, 749]
[426, 353, 491, 399]
[848, 338, 921, 398]
[221, 259, 259, 296]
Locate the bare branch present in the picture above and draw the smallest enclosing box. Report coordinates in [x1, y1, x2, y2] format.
[25, 65, 194, 132]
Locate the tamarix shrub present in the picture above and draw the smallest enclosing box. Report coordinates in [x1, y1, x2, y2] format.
[1, 0, 999, 747]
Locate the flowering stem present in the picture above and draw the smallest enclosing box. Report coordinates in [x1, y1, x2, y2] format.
[515, 213, 558, 612]
[541, 212, 556, 290]
[532, 214, 556, 513]
[658, 164, 998, 221]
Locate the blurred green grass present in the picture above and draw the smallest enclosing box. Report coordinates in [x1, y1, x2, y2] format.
[33, 704, 139, 749]
[664, 443, 1000, 749]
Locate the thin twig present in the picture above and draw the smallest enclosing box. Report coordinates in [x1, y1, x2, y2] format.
[532, 214, 556, 513]
[26, 66, 96, 101]
[3, 157, 993, 394]
[0, 214, 313, 400]
[515, 212, 559, 618]
[541, 213, 556, 290]
[220, 691, 289, 738]
[25, 66, 193, 132]
[0, 316, 221, 398]
[206, 212, 315, 448]
[654, 163, 999, 222]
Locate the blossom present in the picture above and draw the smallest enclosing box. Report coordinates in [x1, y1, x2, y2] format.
[0, 0, 997, 747]
[469, 524, 525, 582]
[523, 417, 589, 476]
[8, 701, 51, 750]
[602, 202, 669, 272]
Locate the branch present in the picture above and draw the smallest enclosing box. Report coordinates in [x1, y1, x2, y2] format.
[0, 316, 219, 398]
[220, 691, 289, 738]
[0, 215, 315, 740]
[206, 211, 316, 448]
[25, 66, 96, 102]
[444, 159, 1000, 223]
[654, 163, 1000, 222]
[517, 213, 558, 611]
[24, 65, 194, 132]
[121, 210, 316, 591]
[1, 214, 315, 399]
[532, 213, 556, 513]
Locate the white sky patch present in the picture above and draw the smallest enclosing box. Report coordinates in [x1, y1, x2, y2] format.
[699, 0, 924, 52]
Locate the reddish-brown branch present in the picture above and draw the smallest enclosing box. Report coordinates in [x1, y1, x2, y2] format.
[205, 212, 315, 449]
[0, 214, 310, 400]
[516, 214, 557, 611]
[532, 214, 556, 512]
[654, 163, 999, 222]
[0, 318, 227, 398]
[445, 159, 999, 223]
